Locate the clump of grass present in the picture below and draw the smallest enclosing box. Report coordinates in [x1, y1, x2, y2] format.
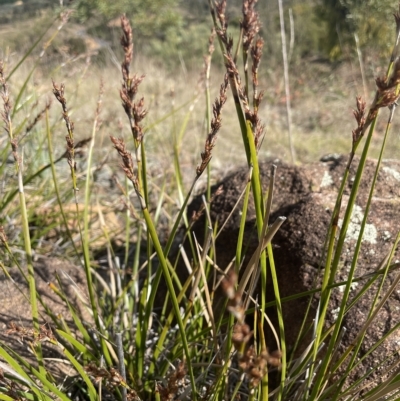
[2, 1, 400, 400]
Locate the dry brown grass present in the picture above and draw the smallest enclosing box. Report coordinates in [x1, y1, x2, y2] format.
[3, 11, 400, 185]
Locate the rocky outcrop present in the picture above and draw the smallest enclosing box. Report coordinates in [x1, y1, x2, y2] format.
[186, 154, 400, 393]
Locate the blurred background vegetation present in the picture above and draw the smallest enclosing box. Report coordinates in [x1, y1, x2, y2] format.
[0, 0, 397, 69]
[1, 0, 400, 165]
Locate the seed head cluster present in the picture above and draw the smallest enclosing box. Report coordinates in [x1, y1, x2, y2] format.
[214, 0, 265, 151]
[120, 14, 147, 144]
[352, 96, 367, 145]
[197, 75, 229, 177]
[241, 0, 261, 54]
[84, 362, 139, 400]
[222, 270, 282, 389]
[157, 362, 187, 401]
[0, 62, 12, 140]
[52, 81, 76, 175]
[365, 56, 400, 129]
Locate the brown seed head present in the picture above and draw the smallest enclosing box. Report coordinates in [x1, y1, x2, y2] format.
[215, 0, 227, 31]
[120, 14, 133, 83]
[196, 74, 229, 176]
[241, 0, 261, 53]
[158, 362, 187, 401]
[251, 37, 264, 101]
[232, 322, 252, 350]
[221, 269, 238, 300]
[0, 61, 12, 138]
[200, 28, 216, 88]
[110, 136, 135, 182]
[352, 96, 366, 144]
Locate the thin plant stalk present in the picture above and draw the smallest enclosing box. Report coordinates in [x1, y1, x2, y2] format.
[309, 115, 378, 399]
[235, 168, 253, 272]
[5, 17, 58, 81]
[142, 207, 197, 398]
[308, 18, 400, 386]
[111, 136, 197, 398]
[204, 29, 215, 202]
[354, 32, 368, 100]
[45, 108, 81, 258]
[330, 103, 399, 399]
[53, 81, 112, 365]
[82, 82, 113, 365]
[278, 0, 295, 163]
[0, 64, 44, 373]
[310, 37, 400, 397]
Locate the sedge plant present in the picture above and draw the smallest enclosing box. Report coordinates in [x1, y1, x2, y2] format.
[2, 1, 400, 401]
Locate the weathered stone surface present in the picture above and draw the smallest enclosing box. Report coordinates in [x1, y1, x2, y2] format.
[186, 155, 400, 393]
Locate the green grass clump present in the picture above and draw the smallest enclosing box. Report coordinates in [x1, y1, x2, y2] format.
[2, 1, 400, 400]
